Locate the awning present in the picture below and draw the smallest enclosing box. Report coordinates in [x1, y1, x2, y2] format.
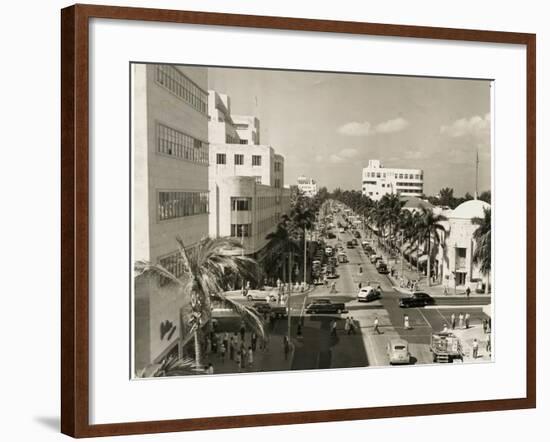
[418, 254, 429, 263]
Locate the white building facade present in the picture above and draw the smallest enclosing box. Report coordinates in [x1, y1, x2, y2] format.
[362, 159, 424, 201]
[435, 199, 491, 291]
[132, 64, 210, 372]
[208, 91, 290, 256]
[297, 175, 318, 198]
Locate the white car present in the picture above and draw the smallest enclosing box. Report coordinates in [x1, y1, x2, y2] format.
[357, 286, 382, 302]
[387, 338, 411, 365]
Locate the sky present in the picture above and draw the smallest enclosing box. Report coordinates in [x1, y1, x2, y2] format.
[208, 67, 491, 197]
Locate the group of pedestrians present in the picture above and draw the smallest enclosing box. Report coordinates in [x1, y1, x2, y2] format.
[203, 322, 263, 373]
[449, 312, 471, 330]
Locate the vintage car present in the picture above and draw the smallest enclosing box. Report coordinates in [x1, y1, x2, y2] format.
[346, 240, 355, 249]
[252, 302, 287, 318]
[399, 292, 435, 308]
[387, 338, 411, 365]
[337, 253, 348, 263]
[305, 298, 346, 314]
[357, 286, 382, 302]
[376, 261, 389, 274]
[369, 254, 382, 264]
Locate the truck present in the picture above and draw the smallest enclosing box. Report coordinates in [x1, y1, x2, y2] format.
[430, 332, 464, 363]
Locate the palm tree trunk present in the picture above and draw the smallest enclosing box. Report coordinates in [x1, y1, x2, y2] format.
[287, 250, 292, 342]
[178, 308, 184, 359]
[427, 233, 432, 287]
[303, 228, 307, 285]
[194, 330, 202, 369]
[485, 273, 490, 294]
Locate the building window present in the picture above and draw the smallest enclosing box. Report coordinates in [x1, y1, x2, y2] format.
[156, 123, 209, 165]
[158, 191, 209, 221]
[239, 140, 248, 145]
[275, 178, 281, 188]
[216, 153, 226, 165]
[252, 155, 262, 166]
[231, 223, 251, 237]
[376, 173, 381, 178]
[234, 154, 244, 165]
[158, 252, 186, 286]
[274, 162, 281, 172]
[234, 124, 249, 130]
[231, 197, 251, 211]
[382, 184, 385, 188]
[155, 65, 208, 114]
[254, 176, 262, 184]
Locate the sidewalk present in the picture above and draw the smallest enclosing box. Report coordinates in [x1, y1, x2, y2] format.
[451, 324, 492, 362]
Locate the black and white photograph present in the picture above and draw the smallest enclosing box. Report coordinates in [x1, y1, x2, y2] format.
[132, 64, 493, 378]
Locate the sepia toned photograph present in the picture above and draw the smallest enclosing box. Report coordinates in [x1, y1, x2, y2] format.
[131, 63, 493, 378]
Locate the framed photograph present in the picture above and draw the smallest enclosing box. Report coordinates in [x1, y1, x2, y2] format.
[61, 4, 536, 438]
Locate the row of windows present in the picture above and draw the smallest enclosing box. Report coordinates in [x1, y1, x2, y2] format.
[158, 191, 209, 221]
[156, 123, 208, 164]
[365, 171, 423, 180]
[155, 65, 208, 114]
[398, 189, 423, 194]
[274, 162, 282, 172]
[231, 223, 251, 237]
[257, 195, 281, 211]
[234, 123, 249, 130]
[396, 182, 424, 188]
[159, 252, 185, 282]
[231, 197, 251, 211]
[215, 153, 263, 166]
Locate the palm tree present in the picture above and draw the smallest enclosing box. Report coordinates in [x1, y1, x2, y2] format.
[378, 194, 403, 254]
[135, 236, 265, 370]
[417, 207, 447, 286]
[291, 199, 316, 285]
[472, 207, 491, 294]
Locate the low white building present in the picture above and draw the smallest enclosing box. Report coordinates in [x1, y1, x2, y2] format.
[297, 175, 318, 198]
[362, 159, 424, 201]
[436, 199, 491, 290]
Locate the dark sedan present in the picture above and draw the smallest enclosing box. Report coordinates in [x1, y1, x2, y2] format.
[305, 298, 346, 314]
[399, 292, 435, 308]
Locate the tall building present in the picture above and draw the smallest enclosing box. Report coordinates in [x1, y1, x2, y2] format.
[132, 64, 210, 372]
[361, 159, 424, 201]
[297, 175, 318, 198]
[208, 90, 290, 256]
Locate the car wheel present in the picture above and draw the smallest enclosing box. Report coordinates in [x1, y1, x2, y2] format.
[247, 295, 253, 301]
[337, 309, 342, 314]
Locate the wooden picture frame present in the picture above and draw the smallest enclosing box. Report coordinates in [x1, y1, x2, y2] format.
[61, 3, 536, 437]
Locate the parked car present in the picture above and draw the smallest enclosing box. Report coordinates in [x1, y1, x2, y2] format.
[337, 253, 348, 263]
[399, 292, 435, 308]
[387, 338, 411, 365]
[376, 262, 389, 274]
[354, 231, 361, 239]
[357, 286, 382, 302]
[305, 298, 346, 314]
[325, 246, 333, 256]
[346, 240, 355, 249]
[370, 254, 382, 264]
[351, 238, 358, 246]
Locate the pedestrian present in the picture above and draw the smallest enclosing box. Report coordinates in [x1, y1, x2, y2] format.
[358, 281, 362, 290]
[297, 322, 302, 337]
[229, 337, 235, 361]
[235, 348, 241, 369]
[206, 362, 214, 375]
[251, 332, 258, 351]
[349, 317, 356, 335]
[223, 332, 229, 352]
[331, 320, 338, 336]
[373, 316, 381, 334]
[482, 318, 488, 334]
[466, 286, 471, 298]
[239, 320, 246, 341]
[442, 323, 448, 333]
[248, 346, 254, 367]
[211, 335, 218, 354]
[283, 336, 290, 360]
[240, 346, 247, 369]
[344, 317, 351, 335]
[472, 338, 479, 359]
[403, 314, 410, 330]
[220, 343, 226, 362]
[451, 313, 456, 330]
[330, 281, 337, 293]
[465, 313, 471, 329]
[458, 312, 464, 329]
[359, 265, 363, 274]
[486, 333, 491, 352]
